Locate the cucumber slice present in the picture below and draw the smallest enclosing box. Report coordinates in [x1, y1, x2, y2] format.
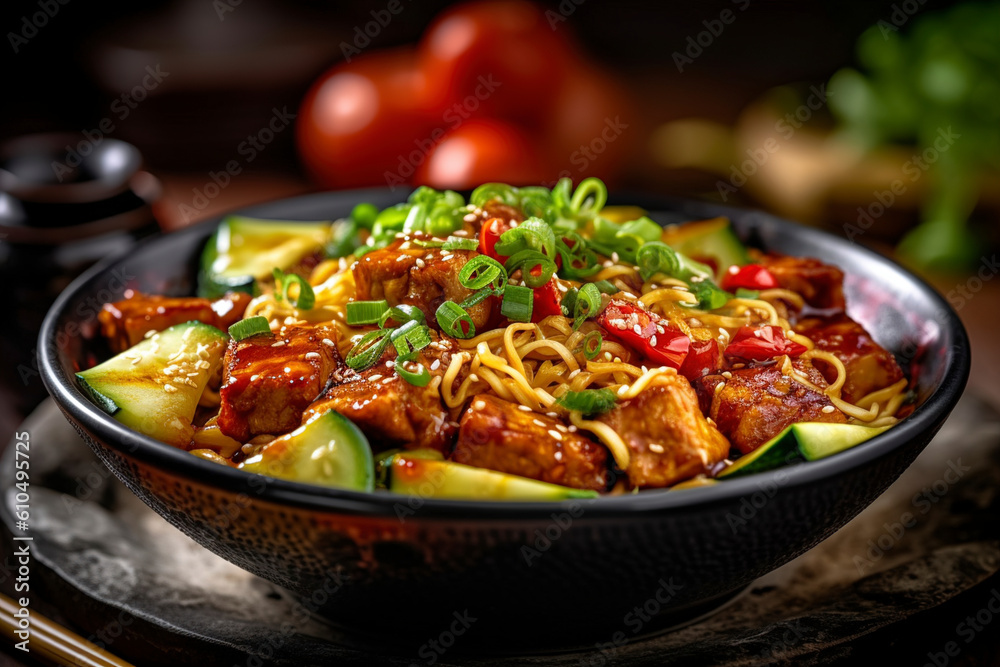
[375, 448, 443, 488]
[76, 321, 228, 447]
[717, 422, 892, 479]
[198, 216, 331, 298]
[661, 217, 749, 282]
[240, 410, 374, 491]
[793, 423, 891, 461]
[388, 456, 598, 501]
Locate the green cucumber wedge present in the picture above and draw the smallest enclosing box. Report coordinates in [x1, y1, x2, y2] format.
[198, 216, 331, 298]
[240, 410, 374, 491]
[388, 456, 598, 501]
[718, 422, 892, 479]
[76, 321, 228, 447]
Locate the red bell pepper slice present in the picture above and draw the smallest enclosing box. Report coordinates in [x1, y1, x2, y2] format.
[596, 300, 690, 369]
[479, 217, 510, 261]
[721, 264, 777, 292]
[531, 280, 563, 322]
[679, 338, 721, 381]
[724, 325, 806, 361]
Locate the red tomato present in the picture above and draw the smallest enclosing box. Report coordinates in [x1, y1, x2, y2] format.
[297, 49, 434, 189]
[479, 217, 510, 261]
[721, 264, 778, 292]
[724, 325, 807, 361]
[417, 0, 576, 126]
[596, 300, 691, 369]
[679, 339, 721, 382]
[531, 280, 563, 322]
[413, 118, 550, 190]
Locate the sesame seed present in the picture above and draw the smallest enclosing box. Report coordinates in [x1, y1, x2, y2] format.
[386, 360, 396, 368]
[721, 371, 733, 379]
[163, 384, 177, 393]
[650, 335, 658, 347]
[554, 451, 563, 461]
[613, 357, 622, 363]
[715, 382, 725, 394]
[430, 359, 441, 371]
[568, 370, 580, 379]
[548, 429, 563, 441]
[533, 419, 547, 427]
[305, 352, 321, 360]
[611, 252, 620, 263]
[271, 340, 286, 347]
[556, 424, 568, 432]
[463, 213, 477, 223]
[546, 412, 558, 418]
[474, 400, 486, 410]
[649, 443, 665, 454]
[250, 374, 260, 382]
[469, 373, 479, 382]
[632, 324, 642, 335]
[369, 374, 383, 382]
[641, 366, 649, 373]
[617, 385, 630, 396]
[517, 404, 532, 412]
[822, 405, 836, 414]
[441, 254, 454, 262]
[415, 258, 426, 269]
[567, 425, 578, 432]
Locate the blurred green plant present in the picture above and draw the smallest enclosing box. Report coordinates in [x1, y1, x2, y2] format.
[828, 2, 1000, 270]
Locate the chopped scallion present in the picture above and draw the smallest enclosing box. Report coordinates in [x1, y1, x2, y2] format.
[346, 300, 389, 325]
[436, 301, 476, 339]
[501, 284, 534, 322]
[556, 388, 618, 415]
[228, 316, 272, 341]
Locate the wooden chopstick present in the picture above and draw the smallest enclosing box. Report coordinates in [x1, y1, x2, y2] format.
[0, 592, 136, 667]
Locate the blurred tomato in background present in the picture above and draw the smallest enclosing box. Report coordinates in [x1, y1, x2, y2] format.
[296, 0, 633, 192]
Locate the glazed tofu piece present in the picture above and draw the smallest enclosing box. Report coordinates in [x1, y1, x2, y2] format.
[452, 395, 609, 492]
[757, 254, 845, 311]
[217, 324, 344, 442]
[352, 239, 494, 330]
[598, 375, 730, 488]
[693, 361, 846, 455]
[100, 290, 251, 352]
[795, 314, 904, 403]
[303, 336, 459, 453]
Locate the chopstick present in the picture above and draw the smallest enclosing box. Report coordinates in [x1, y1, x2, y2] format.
[0, 592, 136, 667]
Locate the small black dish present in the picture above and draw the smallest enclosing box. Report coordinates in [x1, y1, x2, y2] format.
[37, 190, 970, 652]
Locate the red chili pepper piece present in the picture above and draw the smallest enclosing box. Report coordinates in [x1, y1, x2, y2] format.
[596, 300, 690, 369]
[721, 264, 778, 291]
[724, 325, 806, 361]
[531, 280, 563, 322]
[479, 217, 510, 261]
[679, 338, 721, 381]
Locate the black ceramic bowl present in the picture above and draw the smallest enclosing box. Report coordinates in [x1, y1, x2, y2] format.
[39, 190, 969, 653]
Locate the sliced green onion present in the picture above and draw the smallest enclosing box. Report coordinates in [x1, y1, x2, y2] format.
[390, 321, 432, 360]
[735, 287, 760, 299]
[326, 219, 362, 259]
[504, 249, 557, 288]
[413, 238, 445, 248]
[556, 387, 618, 415]
[436, 301, 476, 339]
[689, 280, 731, 310]
[582, 331, 603, 360]
[346, 300, 389, 325]
[494, 217, 556, 260]
[636, 242, 681, 281]
[345, 328, 393, 370]
[471, 182, 519, 208]
[593, 280, 618, 295]
[378, 304, 425, 329]
[618, 217, 662, 244]
[442, 236, 479, 251]
[458, 256, 506, 290]
[350, 202, 379, 228]
[570, 177, 607, 215]
[459, 287, 496, 310]
[501, 284, 534, 322]
[229, 316, 272, 341]
[282, 273, 315, 310]
[560, 288, 578, 316]
[395, 359, 431, 387]
[573, 283, 602, 329]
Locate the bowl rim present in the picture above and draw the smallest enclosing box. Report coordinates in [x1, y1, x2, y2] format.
[39, 190, 971, 521]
